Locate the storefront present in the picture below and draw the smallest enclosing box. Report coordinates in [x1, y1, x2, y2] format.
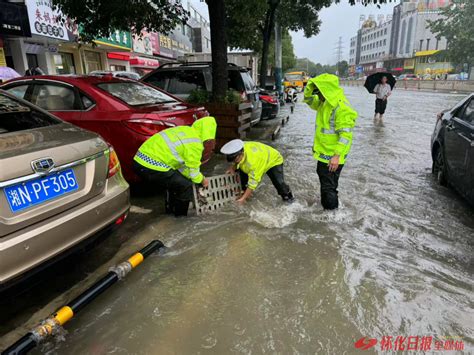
[90, 30, 132, 73]
[0, 1, 32, 72]
[414, 50, 454, 77]
[403, 58, 416, 74]
[129, 30, 160, 75]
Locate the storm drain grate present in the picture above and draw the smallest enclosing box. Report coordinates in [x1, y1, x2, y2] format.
[193, 173, 242, 215]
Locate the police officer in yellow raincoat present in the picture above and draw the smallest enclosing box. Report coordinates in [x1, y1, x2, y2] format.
[133, 116, 217, 216]
[304, 73, 357, 209]
[221, 139, 293, 204]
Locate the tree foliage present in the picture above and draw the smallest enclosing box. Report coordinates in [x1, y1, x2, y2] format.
[427, 1, 474, 67]
[52, 0, 189, 41]
[268, 31, 297, 72]
[289, 58, 348, 77]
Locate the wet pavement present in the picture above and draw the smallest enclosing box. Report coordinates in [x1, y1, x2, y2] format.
[1, 87, 473, 354]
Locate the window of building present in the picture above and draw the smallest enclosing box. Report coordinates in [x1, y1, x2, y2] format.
[426, 38, 430, 50]
[419, 39, 424, 51]
[53, 52, 76, 74]
[84, 50, 102, 73]
[384, 28, 387, 35]
[383, 39, 386, 46]
[435, 38, 439, 50]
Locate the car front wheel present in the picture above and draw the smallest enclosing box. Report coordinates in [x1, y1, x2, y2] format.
[433, 147, 448, 186]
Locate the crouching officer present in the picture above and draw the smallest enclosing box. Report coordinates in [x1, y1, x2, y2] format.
[304, 73, 357, 210]
[133, 116, 217, 216]
[221, 139, 294, 204]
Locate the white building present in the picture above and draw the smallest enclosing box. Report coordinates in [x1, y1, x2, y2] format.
[348, 36, 357, 66]
[358, 19, 392, 71]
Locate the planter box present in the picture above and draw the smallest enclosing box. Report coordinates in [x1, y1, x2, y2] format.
[205, 102, 253, 149]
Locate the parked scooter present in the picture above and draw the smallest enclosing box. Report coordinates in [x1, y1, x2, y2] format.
[284, 86, 297, 104]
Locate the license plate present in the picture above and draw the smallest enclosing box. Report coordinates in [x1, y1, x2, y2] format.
[4, 169, 78, 213]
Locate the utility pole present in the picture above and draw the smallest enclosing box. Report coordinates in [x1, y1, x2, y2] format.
[334, 36, 344, 75]
[274, 20, 283, 99]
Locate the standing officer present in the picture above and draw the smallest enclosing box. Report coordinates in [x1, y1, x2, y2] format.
[303, 73, 357, 210]
[221, 139, 294, 204]
[133, 116, 217, 216]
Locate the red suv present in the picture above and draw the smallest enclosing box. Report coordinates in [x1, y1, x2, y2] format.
[1, 76, 209, 182]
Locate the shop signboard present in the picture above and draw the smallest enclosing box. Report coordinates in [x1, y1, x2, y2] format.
[94, 30, 132, 51]
[1, 2, 31, 37]
[150, 33, 160, 55]
[129, 56, 160, 68]
[158, 34, 175, 58]
[0, 48, 6, 67]
[132, 30, 153, 55]
[404, 58, 415, 70]
[26, 0, 77, 40]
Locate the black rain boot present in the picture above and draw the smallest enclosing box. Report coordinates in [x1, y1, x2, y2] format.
[165, 190, 175, 214]
[282, 191, 295, 203]
[174, 200, 190, 217]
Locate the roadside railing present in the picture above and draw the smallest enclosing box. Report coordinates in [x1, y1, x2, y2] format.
[341, 79, 474, 94]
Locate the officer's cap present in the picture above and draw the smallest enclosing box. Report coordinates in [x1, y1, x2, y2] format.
[220, 139, 244, 162]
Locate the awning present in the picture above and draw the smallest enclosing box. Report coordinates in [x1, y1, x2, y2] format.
[415, 50, 440, 57]
[129, 56, 159, 68]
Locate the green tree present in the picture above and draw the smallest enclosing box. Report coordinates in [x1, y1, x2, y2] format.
[337, 60, 349, 77]
[53, 0, 188, 42]
[428, 1, 474, 73]
[268, 31, 297, 72]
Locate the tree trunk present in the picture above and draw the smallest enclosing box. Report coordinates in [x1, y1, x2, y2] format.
[259, 1, 279, 89]
[206, 0, 228, 102]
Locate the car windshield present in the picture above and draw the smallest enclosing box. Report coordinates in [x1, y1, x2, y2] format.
[286, 74, 303, 81]
[0, 94, 60, 134]
[97, 82, 177, 106]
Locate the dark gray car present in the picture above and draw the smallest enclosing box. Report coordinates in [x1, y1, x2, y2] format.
[141, 62, 262, 125]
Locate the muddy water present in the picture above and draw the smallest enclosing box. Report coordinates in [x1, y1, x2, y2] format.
[33, 88, 473, 354]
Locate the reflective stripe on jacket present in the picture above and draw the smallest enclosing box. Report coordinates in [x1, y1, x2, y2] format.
[237, 142, 284, 190]
[134, 126, 204, 184]
[303, 74, 357, 164]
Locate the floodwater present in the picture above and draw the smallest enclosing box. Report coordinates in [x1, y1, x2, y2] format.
[3, 87, 474, 354]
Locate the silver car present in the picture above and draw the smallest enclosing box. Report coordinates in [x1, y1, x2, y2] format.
[0, 91, 130, 289]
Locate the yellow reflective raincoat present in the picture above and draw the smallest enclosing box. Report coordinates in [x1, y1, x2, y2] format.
[303, 74, 357, 164]
[134, 116, 217, 184]
[237, 141, 284, 190]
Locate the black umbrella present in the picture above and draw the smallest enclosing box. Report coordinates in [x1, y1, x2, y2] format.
[364, 72, 396, 93]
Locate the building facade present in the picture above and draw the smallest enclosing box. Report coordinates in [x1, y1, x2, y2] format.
[1, 0, 211, 78]
[347, 0, 453, 77]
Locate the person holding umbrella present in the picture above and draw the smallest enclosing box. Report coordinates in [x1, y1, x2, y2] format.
[364, 73, 396, 126]
[373, 75, 391, 125]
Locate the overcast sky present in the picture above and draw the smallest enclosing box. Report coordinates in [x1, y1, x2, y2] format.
[188, 0, 398, 65]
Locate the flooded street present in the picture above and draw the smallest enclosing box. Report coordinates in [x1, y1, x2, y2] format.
[2, 87, 473, 353]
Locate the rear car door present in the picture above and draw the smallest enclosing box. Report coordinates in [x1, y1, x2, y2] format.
[29, 81, 84, 123]
[444, 96, 474, 199]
